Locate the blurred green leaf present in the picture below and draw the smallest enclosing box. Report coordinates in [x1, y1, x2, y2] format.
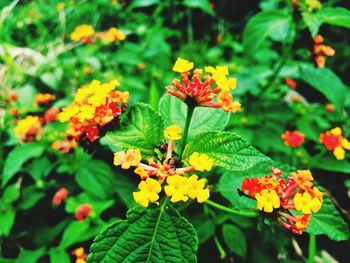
[0, 204, 15, 236]
[87, 204, 198, 263]
[319, 7, 350, 28]
[3, 184, 20, 204]
[49, 248, 71, 263]
[183, 131, 270, 171]
[192, 215, 215, 244]
[75, 160, 116, 200]
[302, 12, 322, 37]
[299, 65, 346, 110]
[183, 0, 215, 16]
[222, 224, 247, 258]
[28, 156, 55, 182]
[103, 103, 164, 156]
[2, 142, 45, 186]
[306, 192, 349, 241]
[129, 0, 160, 9]
[15, 248, 45, 263]
[311, 156, 350, 173]
[243, 10, 292, 55]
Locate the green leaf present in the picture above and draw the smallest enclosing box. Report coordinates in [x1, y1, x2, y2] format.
[3, 184, 20, 204]
[222, 224, 247, 258]
[192, 215, 215, 244]
[306, 192, 349, 241]
[40, 68, 63, 90]
[129, 0, 159, 9]
[59, 221, 104, 249]
[2, 142, 45, 186]
[302, 12, 322, 37]
[319, 7, 350, 28]
[28, 156, 55, 182]
[182, 131, 270, 171]
[243, 10, 292, 55]
[103, 103, 164, 156]
[159, 94, 230, 143]
[15, 248, 46, 263]
[216, 161, 294, 208]
[49, 248, 71, 263]
[299, 65, 346, 110]
[311, 156, 350, 173]
[0, 205, 15, 236]
[183, 0, 215, 16]
[87, 202, 198, 263]
[75, 160, 116, 200]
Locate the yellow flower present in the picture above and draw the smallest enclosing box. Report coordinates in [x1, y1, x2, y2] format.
[306, 0, 322, 11]
[172, 58, 194, 73]
[77, 105, 95, 122]
[205, 65, 237, 91]
[164, 174, 189, 202]
[58, 105, 80, 122]
[333, 146, 345, 160]
[134, 166, 148, 180]
[113, 149, 142, 169]
[341, 138, 350, 150]
[330, 127, 342, 136]
[14, 116, 41, 141]
[255, 189, 280, 213]
[189, 152, 213, 172]
[164, 125, 182, 140]
[294, 192, 322, 214]
[187, 175, 210, 203]
[133, 178, 161, 207]
[71, 25, 95, 42]
[57, 2, 65, 11]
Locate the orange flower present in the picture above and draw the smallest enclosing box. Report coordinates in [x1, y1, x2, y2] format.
[281, 130, 305, 148]
[75, 204, 92, 221]
[291, 170, 313, 190]
[52, 188, 69, 205]
[312, 35, 335, 68]
[320, 127, 350, 160]
[44, 107, 60, 122]
[285, 78, 297, 89]
[35, 93, 55, 106]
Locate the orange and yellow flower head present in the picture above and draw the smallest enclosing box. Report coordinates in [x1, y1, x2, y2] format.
[168, 58, 241, 113]
[320, 127, 350, 160]
[14, 115, 42, 142]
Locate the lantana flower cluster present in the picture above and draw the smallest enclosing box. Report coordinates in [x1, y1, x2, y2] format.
[167, 58, 241, 113]
[320, 127, 350, 160]
[58, 79, 129, 142]
[71, 247, 87, 263]
[240, 168, 323, 234]
[312, 34, 335, 68]
[70, 24, 126, 44]
[113, 125, 212, 207]
[281, 130, 305, 148]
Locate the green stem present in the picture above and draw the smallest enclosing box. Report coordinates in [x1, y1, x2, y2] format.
[205, 199, 258, 218]
[180, 105, 195, 155]
[213, 235, 226, 259]
[307, 234, 316, 263]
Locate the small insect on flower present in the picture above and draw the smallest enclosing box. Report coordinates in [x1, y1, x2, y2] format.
[168, 58, 241, 113]
[320, 127, 350, 160]
[239, 168, 323, 234]
[281, 130, 305, 148]
[52, 188, 69, 205]
[75, 204, 92, 221]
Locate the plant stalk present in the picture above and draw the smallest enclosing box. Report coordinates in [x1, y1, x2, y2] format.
[180, 105, 195, 155]
[205, 200, 258, 218]
[307, 234, 316, 263]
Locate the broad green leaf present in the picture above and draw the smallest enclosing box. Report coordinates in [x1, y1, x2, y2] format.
[87, 202, 198, 263]
[191, 215, 215, 244]
[306, 192, 349, 241]
[19, 186, 45, 210]
[0, 205, 15, 236]
[216, 161, 294, 208]
[243, 10, 292, 55]
[59, 221, 104, 249]
[129, 0, 159, 9]
[28, 156, 55, 182]
[159, 94, 230, 143]
[3, 184, 20, 204]
[222, 224, 247, 258]
[49, 248, 70, 263]
[299, 65, 346, 110]
[15, 248, 46, 263]
[302, 12, 322, 37]
[2, 142, 45, 186]
[75, 160, 116, 200]
[319, 7, 350, 28]
[40, 68, 63, 90]
[183, 0, 215, 16]
[103, 103, 163, 156]
[311, 156, 350, 173]
[182, 131, 270, 171]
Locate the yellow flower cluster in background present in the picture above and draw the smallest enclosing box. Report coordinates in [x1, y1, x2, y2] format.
[70, 25, 126, 44]
[14, 115, 42, 142]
